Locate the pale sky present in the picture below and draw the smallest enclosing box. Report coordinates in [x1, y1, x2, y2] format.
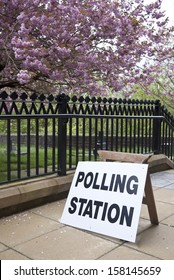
[145, 0, 174, 24]
[161, 0, 174, 24]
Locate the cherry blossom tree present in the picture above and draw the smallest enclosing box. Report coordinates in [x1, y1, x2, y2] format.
[135, 50, 174, 104]
[0, 0, 173, 95]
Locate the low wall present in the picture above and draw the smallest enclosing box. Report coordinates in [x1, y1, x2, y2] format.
[0, 134, 153, 148]
[0, 171, 74, 218]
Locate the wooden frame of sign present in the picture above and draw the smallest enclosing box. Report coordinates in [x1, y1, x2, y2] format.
[98, 150, 159, 225]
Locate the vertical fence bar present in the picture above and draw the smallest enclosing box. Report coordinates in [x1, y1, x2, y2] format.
[168, 127, 171, 158]
[152, 100, 161, 154]
[133, 118, 136, 153]
[17, 118, 21, 179]
[149, 118, 152, 152]
[137, 118, 140, 153]
[129, 119, 132, 153]
[167, 125, 170, 157]
[52, 118, 56, 172]
[82, 118, 86, 161]
[106, 115, 109, 150]
[144, 118, 147, 153]
[88, 117, 92, 160]
[68, 118, 73, 169]
[7, 119, 11, 181]
[110, 117, 114, 151]
[171, 130, 174, 161]
[100, 117, 104, 149]
[125, 118, 128, 152]
[58, 95, 67, 176]
[27, 118, 31, 177]
[120, 118, 123, 152]
[93, 117, 98, 159]
[35, 118, 39, 175]
[141, 118, 144, 154]
[44, 118, 48, 174]
[75, 118, 79, 164]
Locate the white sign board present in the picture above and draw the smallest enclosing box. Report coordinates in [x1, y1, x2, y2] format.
[61, 161, 148, 242]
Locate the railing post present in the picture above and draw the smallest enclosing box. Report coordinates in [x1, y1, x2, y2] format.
[152, 100, 161, 154]
[58, 94, 68, 176]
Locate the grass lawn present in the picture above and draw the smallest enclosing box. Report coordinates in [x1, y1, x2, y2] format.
[0, 145, 55, 182]
[0, 144, 95, 183]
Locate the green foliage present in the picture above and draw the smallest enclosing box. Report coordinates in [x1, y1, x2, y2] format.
[0, 145, 54, 182]
[132, 84, 174, 115]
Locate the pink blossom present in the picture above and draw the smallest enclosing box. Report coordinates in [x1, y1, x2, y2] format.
[17, 70, 31, 84]
[0, 0, 173, 97]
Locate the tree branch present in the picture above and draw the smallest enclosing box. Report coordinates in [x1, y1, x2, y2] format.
[0, 80, 20, 89]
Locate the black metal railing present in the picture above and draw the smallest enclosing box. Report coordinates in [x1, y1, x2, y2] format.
[0, 91, 173, 185]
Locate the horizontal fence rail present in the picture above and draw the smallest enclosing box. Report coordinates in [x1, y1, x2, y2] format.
[0, 91, 174, 185]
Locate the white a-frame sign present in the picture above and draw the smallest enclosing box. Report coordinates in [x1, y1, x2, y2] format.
[61, 159, 154, 242]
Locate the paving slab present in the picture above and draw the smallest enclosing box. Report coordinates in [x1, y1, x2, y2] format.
[140, 201, 174, 222]
[154, 188, 174, 205]
[98, 245, 159, 260]
[14, 226, 119, 260]
[165, 183, 174, 190]
[0, 242, 7, 253]
[161, 214, 174, 227]
[0, 249, 30, 260]
[136, 218, 153, 235]
[87, 218, 151, 249]
[126, 224, 174, 260]
[0, 211, 62, 247]
[31, 199, 66, 221]
[150, 170, 174, 188]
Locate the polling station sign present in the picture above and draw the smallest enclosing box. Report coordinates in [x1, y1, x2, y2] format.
[60, 161, 148, 242]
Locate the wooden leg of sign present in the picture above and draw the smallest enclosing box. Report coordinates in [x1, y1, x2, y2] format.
[143, 172, 159, 225]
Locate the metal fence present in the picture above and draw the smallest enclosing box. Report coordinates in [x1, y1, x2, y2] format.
[0, 91, 174, 185]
